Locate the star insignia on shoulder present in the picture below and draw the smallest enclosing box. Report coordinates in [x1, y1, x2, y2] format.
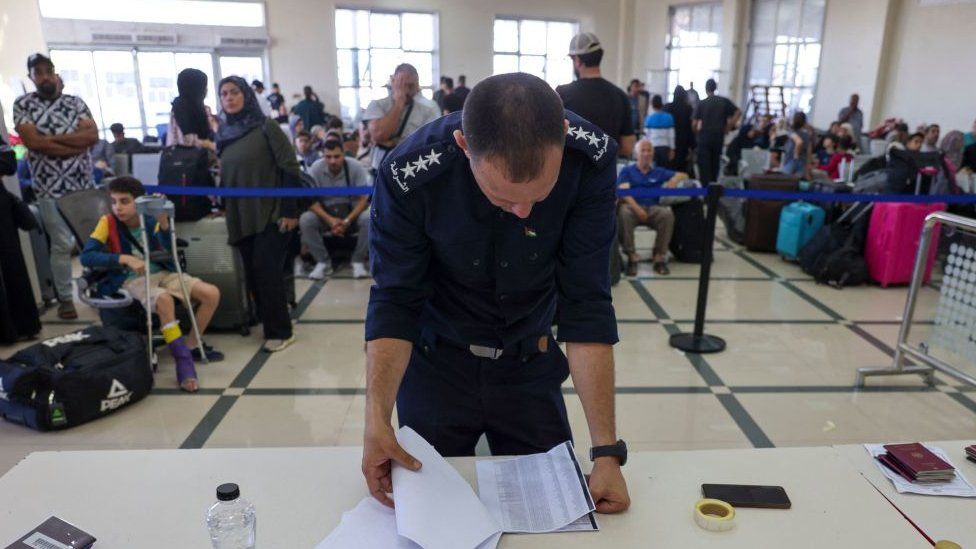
[570, 126, 587, 140]
[425, 148, 442, 166]
[413, 155, 429, 172]
[400, 162, 417, 179]
[587, 132, 602, 147]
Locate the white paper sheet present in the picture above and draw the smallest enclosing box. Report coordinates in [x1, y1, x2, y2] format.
[392, 427, 502, 549]
[864, 443, 976, 497]
[315, 497, 419, 549]
[476, 441, 598, 533]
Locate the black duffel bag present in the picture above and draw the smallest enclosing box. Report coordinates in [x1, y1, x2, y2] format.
[158, 145, 215, 221]
[0, 326, 152, 431]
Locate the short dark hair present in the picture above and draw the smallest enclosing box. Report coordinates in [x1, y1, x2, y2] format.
[575, 49, 603, 68]
[110, 123, 124, 134]
[327, 116, 344, 129]
[651, 94, 663, 110]
[321, 139, 343, 152]
[443, 77, 454, 89]
[909, 132, 925, 141]
[894, 122, 909, 133]
[295, 131, 310, 140]
[837, 135, 854, 151]
[108, 176, 146, 198]
[27, 53, 54, 73]
[458, 75, 466, 83]
[791, 111, 807, 130]
[251, 80, 264, 89]
[461, 73, 565, 182]
[705, 79, 718, 93]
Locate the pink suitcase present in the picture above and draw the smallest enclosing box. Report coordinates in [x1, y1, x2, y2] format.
[865, 202, 945, 287]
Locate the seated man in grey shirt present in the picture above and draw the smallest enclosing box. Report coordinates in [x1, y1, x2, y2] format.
[299, 139, 372, 280]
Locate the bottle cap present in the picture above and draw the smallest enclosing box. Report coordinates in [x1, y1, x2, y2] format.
[216, 483, 240, 501]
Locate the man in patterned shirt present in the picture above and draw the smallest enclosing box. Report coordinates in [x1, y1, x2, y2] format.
[14, 53, 99, 319]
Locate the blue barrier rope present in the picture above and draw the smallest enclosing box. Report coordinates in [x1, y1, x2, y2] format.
[144, 183, 976, 204]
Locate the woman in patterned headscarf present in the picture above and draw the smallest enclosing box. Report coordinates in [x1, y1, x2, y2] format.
[216, 76, 302, 353]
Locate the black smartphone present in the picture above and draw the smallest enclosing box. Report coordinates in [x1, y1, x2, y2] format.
[701, 484, 792, 509]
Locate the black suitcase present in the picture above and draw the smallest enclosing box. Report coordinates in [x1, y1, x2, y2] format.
[157, 145, 214, 222]
[669, 199, 705, 263]
[0, 326, 152, 431]
[744, 174, 800, 252]
[27, 204, 57, 304]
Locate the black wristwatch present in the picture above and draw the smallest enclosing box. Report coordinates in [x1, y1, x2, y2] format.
[590, 439, 628, 466]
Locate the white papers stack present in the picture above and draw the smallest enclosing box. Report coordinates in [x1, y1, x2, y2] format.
[864, 443, 976, 497]
[476, 441, 598, 533]
[318, 428, 597, 548]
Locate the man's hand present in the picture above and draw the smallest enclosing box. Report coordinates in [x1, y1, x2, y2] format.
[629, 204, 649, 224]
[362, 419, 422, 508]
[331, 219, 349, 237]
[119, 255, 146, 275]
[588, 458, 630, 514]
[278, 217, 298, 232]
[391, 72, 415, 106]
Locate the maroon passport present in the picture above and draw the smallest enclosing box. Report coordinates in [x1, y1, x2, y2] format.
[883, 443, 954, 476]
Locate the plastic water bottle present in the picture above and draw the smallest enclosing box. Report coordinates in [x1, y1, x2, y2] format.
[206, 483, 256, 548]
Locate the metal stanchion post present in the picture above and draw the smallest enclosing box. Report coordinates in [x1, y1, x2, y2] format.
[669, 183, 726, 353]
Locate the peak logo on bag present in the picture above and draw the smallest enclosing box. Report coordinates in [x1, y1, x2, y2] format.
[42, 331, 91, 348]
[100, 379, 133, 412]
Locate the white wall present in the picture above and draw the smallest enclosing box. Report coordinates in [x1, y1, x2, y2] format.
[0, 0, 46, 126]
[809, 0, 892, 128]
[877, 0, 976, 132]
[266, 0, 626, 116]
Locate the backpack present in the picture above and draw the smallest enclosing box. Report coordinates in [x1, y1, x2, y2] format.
[158, 145, 214, 221]
[0, 326, 152, 431]
[812, 245, 869, 288]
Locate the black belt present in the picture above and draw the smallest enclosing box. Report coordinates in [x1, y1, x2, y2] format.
[420, 330, 550, 361]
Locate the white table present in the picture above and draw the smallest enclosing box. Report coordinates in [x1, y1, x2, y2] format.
[835, 440, 976, 546]
[0, 446, 930, 548]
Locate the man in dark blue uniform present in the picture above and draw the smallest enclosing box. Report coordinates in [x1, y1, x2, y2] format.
[362, 73, 630, 514]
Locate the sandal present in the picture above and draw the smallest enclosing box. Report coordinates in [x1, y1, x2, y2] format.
[653, 261, 670, 276]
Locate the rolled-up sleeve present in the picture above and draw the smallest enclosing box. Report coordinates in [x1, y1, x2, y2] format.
[556, 149, 620, 345]
[365, 166, 432, 343]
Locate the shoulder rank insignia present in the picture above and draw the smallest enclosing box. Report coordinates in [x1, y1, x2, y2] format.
[387, 144, 452, 193]
[566, 124, 611, 163]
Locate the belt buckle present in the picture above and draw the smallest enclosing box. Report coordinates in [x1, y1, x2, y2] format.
[469, 344, 503, 360]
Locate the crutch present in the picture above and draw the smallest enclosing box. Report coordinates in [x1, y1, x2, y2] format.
[135, 196, 207, 373]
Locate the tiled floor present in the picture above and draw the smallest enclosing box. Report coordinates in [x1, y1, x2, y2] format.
[2, 232, 975, 477]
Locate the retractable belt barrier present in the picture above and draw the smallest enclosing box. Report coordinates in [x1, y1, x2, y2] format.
[143, 183, 976, 204]
[144, 182, 976, 355]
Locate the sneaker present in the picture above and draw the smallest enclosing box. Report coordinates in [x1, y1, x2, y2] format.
[293, 256, 308, 278]
[57, 299, 78, 320]
[191, 343, 225, 362]
[308, 262, 333, 281]
[351, 262, 370, 279]
[263, 335, 296, 353]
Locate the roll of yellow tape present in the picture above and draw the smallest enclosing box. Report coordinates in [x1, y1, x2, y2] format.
[694, 498, 736, 532]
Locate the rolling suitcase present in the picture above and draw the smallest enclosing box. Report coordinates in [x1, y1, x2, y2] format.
[669, 199, 705, 263]
[864, 202, 945, 287]
[27, 204, 57, 304]
[181, 216, 254, 335]
[744, 174, 800, 252]
[776, 202, 826, 261]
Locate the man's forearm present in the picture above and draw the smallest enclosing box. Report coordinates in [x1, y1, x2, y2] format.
[32, 139, 87, 157]
[567, 342, 617, 447]
[365, 338, 414, 423]
[370, 101, 407, 144]
[50, 128, 99, 148]
[347, 196, 370, 222]
[311, 203, 339, 226]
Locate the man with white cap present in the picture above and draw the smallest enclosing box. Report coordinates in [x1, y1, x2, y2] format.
[556, 32, 635, 159]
